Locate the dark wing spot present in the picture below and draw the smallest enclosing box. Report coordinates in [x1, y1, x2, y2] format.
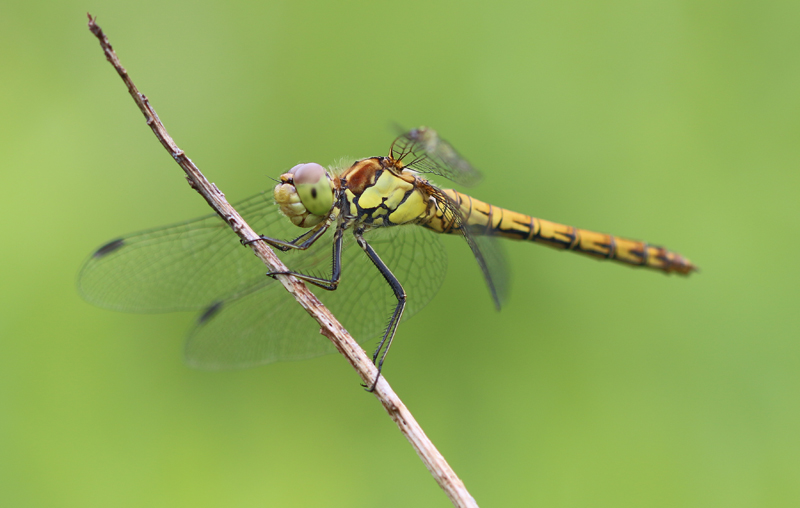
[197, 301, 224, 325]
[93, 238, 125, 258]
[311, 187, 317, 199]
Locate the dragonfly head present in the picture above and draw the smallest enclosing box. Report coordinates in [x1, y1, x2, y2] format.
[274, 163, 335, 227]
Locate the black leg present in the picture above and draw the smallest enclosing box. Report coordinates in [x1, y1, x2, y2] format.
[354, 230, 406, 392]
[266, 222, 345, 290]
[243, 221, 330, 252]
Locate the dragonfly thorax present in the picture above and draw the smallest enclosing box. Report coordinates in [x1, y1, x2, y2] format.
[339, 157, 436, 228]
[274, 163, 335, 228]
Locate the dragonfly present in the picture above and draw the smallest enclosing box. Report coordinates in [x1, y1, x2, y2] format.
[79, 127, 696, 384]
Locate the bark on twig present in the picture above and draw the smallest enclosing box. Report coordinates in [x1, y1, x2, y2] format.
[86, 14, 477, 508]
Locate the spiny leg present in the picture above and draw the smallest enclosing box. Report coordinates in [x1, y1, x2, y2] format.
[354, 228, 407, 392]
[265, 222, 345, 290]
[243, 221, 330, 252]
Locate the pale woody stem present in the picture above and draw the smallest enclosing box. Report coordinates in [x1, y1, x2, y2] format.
[86, 14, 478, 508]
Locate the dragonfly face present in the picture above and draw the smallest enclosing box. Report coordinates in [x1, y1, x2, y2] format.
[274, 163, 335, 227]
[79, 127, 695, 383]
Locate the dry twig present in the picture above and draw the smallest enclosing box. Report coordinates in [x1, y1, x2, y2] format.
[86, 14, 477, 508]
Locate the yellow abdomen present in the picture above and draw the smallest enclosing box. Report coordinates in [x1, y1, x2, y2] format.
[427, 189, 697, 275]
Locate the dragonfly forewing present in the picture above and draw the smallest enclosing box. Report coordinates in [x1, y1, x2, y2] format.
[79, 190, 449, 369]
[78, 192, 283, 312]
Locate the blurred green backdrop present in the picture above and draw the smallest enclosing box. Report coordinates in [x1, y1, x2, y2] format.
[2, 1, 799, 507]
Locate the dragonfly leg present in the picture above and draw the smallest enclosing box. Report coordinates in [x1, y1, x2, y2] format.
[243, 222, 330, 252]
[354, 229, 407, 392]
[265, 222, 345, 291]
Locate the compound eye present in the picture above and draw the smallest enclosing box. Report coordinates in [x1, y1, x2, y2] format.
[293, 163, 333, 216]
[292, 163, 325, 183]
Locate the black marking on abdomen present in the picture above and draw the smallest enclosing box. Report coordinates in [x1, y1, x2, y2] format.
[526, 216, 537, 241]
[605, 236, 617, 259]
[462, 193, 474, 222]
[566, 229, 579, 250]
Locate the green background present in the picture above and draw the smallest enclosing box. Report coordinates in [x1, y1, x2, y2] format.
[2, 1, 799, 506]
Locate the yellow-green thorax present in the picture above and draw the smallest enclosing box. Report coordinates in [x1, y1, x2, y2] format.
[340, 157, 434, 228]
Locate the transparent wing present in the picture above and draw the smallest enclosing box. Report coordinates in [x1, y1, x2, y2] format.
[389, 127, 508, 307]
[472, 235, 509, 307]
[427, 185, 510, 310]
[79, 192, 448, 369]
[391, 127, 482, 187]
[78, 191, 291, 312]
[186, 224, 448, 369]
